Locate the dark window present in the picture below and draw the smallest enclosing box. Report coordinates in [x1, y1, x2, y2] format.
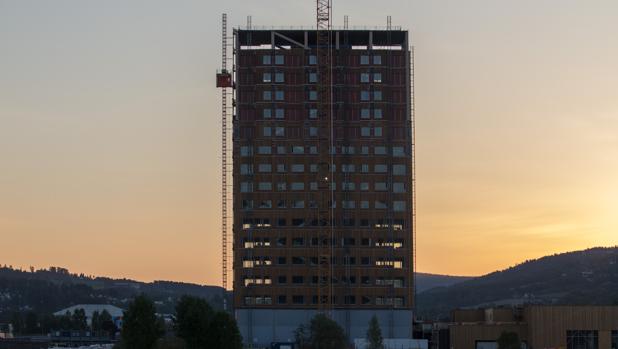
[344, 296, 356, 305]
[277, 257, 286, 265]
[361, 276, 370, 285]
[292, 256, 305, 265]
[277, 218, 286, 226]
[361, 296, 371, 305]
[567, 330, 598, 349]
[292, 237, 304, 246]
[361, 238, 370, 246]
[292, 295, 304, 304]
[277, 237, 287, 246]
[311, 276, 319, 284]
[360, 219, 369, 227]
[361, 257, 370, 265]
[278, 295, 287, 304]
[278, 275, 287, 284]
[292, 276, 304, 284]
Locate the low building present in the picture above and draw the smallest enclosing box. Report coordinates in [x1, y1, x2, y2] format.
[54, 304, 124, 328]
[450, 305, 618, 349]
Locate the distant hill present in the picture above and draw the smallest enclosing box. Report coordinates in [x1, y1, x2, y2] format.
[0, 266, 227, 321]
[416, 247, 618, 320]
[415, 273, 473, 293]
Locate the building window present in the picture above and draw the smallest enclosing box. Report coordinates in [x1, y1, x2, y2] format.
[361, 164, 369, 173]
[393, 164, 406, 175]
[259, 200, 272, 208]
[275, 108, 284, 119]
[374, 146, 387, 155]
[361, 146, 369, 155]
[374, 108, 383, 119]
[291, 164, 305, 172]
[611, 331, 617, 349]
[275, 72, 284, 83]
[374, 164, 388, 173]
[274, 55, 284, 65]
[309, 146, 318, 154]
[262, 55, 271, 65]
[240, 164, 252, 175]
[258, 164, 272, 173]
[292, 295, 304, 304]
[291, 182, 304, 190]
[393, 201, 406, 212]
[393, 183, 405, 193]
[374, 127, 383, 136]
[240, 146, 252, 156]
[373, 73, 382, 83]
[263, 91, 272, 100]
[360, 55, 369, 65]
[373, 55, 382, 64]
[360, 91, 370, 101]
[375, 201, 387, 209]
[375, 182, 388, 191]
[240, 182, 253, 193]
[292, 200, 304, 208]
[276, 164, 286, 173]
[360, 73, 370, 83]
[309, 72, 317, 83]
[309, 108, 318, 119]
[275, 127, 285, 136]
[258, 182, 272, 191]
[263, 108, 272, 118]
[309, 55, 317, 65]
[360, 108, 370, 119]
[276, 182, 286, 191]
[263, 73, 272, 82]
[292, 146, 304, 154]
[258, 146, 271, 154]
[374, 91, 382, 101]
[360, 182, 369, 191]
[277, 146, 286, 154]
[393, 146, 405, 157]
[361, 127, 371, 137]
[309, 127, 318, 137]
[278, 295, 287, 304]
[567, 331, 598, 349]
[263, 126, 271, 136]
[309, 90, 318, 100]
[275, 91, 284, 101]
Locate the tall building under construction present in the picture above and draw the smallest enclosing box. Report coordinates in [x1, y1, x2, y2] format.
[229, 22, 415, 346]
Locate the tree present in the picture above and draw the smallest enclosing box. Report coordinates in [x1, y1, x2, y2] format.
[497, 331, 521, 349]
[72, 308, 88, 330]
[175, 296, 214, 349]
[24, 312, 39, 334]
[11, 312, 23, 335]
[100, 309, 117, 337]
[366, 315, 383, 349]
[308, 314, 347, 349]
[205, 311, 243, 349]
[120, 294, 164, 349]
[92, 311, 101, 332]
[294, 324, 309, 349]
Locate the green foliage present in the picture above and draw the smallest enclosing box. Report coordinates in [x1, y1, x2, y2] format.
[296, 314, 346, 349]
[175, 295, 214, 349]
[366, 315, 383, 349]
[174, 296, 242, 349]
[71, 308, 88, 330]
[497, 331, 521, 349]
[120, 294, 164, 349]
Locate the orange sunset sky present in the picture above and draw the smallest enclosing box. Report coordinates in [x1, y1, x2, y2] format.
[1, 0, 617, 287]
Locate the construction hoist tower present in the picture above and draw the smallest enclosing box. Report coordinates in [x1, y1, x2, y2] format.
[315, 0, 334, 316]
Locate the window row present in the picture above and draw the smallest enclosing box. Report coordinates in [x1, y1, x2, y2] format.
[244, 295, 404, 307]
[241, 163, 406, 174]
[261, 72, 382, 84]
[261, 54, 383, 66]
[242, 237, 403, 249]
[243, 275, 404, 288]
[240, 198, 406, 211]
[261, 108, 384, 120]
[240, 145, 407, 156]
[242, 256, 403, 269]
[240, 217, 406, 229]
[262, 90, 384, 102]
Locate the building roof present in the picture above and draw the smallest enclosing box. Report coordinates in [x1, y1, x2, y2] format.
[54, 304, 124, 318]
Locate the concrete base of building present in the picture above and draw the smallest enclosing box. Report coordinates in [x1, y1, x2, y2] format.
[236, 308, 414, 347]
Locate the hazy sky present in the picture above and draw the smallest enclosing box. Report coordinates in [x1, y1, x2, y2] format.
[1, 0, 618, 286]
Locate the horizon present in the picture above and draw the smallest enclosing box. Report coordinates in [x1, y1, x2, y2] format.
[2, 0, 618, 288]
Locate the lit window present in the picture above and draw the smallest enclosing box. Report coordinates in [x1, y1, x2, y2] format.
[361, 108, 370, 119]
[263, 109, 271, 118]
[263, 73, 272, 82]
[393, 183, 405, 193]
[393, 164, 406, 175]
[262, 55, 271, 65]
[275, 72, 284, 83]
[275, 108, 284, 119]
[360, 73, 370, 83]
[374, 109, 383, 119]
[373, 73, 382, 82]
[373, 55, 382, 64]
[309, 72, 317, 83]
[275, 55, 284, 65]
[309, 91, 318, 101]
[263, 127, 272, 137]
[374, 127, 383, 137]
[309, 55, 317, 65]
[360, 91, 370, 101]
[257, 146, 271, 154]
[275, 91, 284, 101]
[275, 127, 285, 136]
[360, 55, 369, 65]
[263, 91, 272, 100]
[393, 201, 406, 212]
[374, 91, 382, 101]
